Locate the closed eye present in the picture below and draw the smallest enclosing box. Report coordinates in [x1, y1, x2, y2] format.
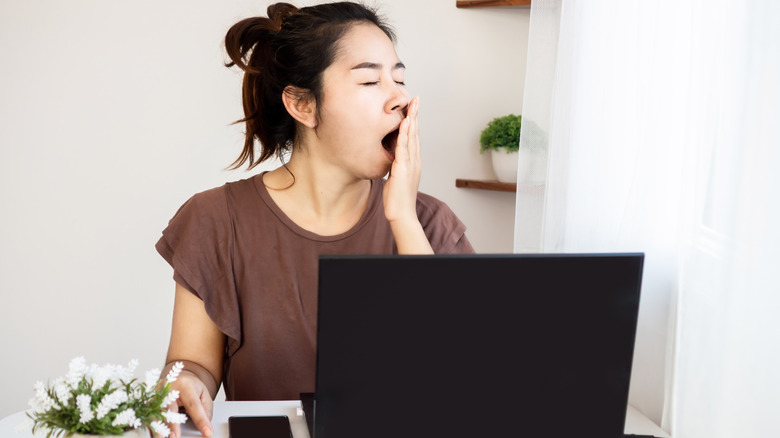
[360, 81, 406, 86]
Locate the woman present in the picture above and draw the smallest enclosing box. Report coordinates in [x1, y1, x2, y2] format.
[155, 2, 475, 437]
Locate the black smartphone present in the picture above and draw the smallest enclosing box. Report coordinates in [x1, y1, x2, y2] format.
[228, 415, 293, 438]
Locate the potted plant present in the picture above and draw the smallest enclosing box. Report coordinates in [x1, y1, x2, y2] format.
[480, 114, 522, 183]
[480, 114, 547, 184]
[23, 358, 186, 438]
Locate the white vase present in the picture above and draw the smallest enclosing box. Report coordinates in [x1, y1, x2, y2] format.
[490, 149, 522, 183]
[70, 428, 150, 438]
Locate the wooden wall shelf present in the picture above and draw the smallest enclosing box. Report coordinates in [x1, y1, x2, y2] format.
[456, 179, 517, 192]
[456, 179, 546, 195]
[456, 0, 531, 8]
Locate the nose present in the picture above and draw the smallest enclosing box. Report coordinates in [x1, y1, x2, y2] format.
[385, 83, 410, 115]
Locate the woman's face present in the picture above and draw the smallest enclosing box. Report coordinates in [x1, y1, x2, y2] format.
[312, 22, 410, 179]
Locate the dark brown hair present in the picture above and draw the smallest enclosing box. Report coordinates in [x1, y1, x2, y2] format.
[224, 2, 396, 170]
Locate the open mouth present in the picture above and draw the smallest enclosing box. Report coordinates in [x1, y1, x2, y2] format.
[381, 128, 400, 155]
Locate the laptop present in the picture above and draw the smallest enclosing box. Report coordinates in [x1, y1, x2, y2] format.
[304, 253, 644, 438]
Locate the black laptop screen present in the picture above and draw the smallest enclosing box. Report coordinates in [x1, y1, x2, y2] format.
[314, 253, 644, 438]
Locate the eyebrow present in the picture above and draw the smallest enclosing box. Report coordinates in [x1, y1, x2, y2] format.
[350, 61, 406, 71]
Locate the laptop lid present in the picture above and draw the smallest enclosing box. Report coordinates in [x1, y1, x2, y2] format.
[312, 253, 644, 438]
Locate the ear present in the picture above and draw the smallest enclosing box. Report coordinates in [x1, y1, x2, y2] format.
[282, 86, 317, 129]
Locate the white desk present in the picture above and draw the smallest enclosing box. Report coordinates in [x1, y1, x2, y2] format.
[625, 405, 670, 437]
[1, 402, 669, 437]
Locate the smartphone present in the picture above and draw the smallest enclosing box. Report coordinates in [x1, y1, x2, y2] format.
[228, 415, 293, 438]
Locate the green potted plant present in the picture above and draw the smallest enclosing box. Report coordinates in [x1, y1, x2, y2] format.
[22, 358, 186, 438]
[480, 114, 522, 183]
[480, 114, 547, 184]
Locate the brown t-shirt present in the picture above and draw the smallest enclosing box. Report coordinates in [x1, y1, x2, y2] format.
[156, 173, 475, 400]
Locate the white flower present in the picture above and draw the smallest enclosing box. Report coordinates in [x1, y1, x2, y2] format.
[107, 360, 137, 387]
[160, 390, 180, 408]
[52, 378, 72, 407]
[26, 397, 38, 413]
[123, 359, 139, 380]
[144, 368, 161, 389]
[29, 381, 55, 414]
[66, 357, 87, 387]
[112, 408, 141, 428]
[95, 389, 128, 419]
[15, 418, 34, 434]
[105, 364, 121, 385]
[150, 420, 171, 438]
[166, 362, 184, 383]
[89, 363, 112, 391]
[76, 394, 94, 423]
[162, 410, 188, 425]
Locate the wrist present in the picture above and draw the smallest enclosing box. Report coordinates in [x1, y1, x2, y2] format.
[389, 217, 434, 255]
[386, 210, 419, 226]
[163, 359, 219, 399]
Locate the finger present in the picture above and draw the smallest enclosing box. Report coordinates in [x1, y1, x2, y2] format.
[397, 97, 417, 165]
[201, 391, 214, 426]
[153, 420, 180, 438]
[409, 97, 420, 162]
[181, 392, 214, 438]
[394, 117, 411, 164]
[164, 396, 180, 413]
[170, 414, 181, 438]
[165, 400, 181, 438]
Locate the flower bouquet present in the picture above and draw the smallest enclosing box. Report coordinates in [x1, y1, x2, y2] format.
[24, 358, 187, 438]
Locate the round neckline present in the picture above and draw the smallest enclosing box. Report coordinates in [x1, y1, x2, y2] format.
[252, 171, 383, 242]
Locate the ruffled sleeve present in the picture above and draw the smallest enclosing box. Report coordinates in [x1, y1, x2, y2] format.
[155, 187, 242, 355]
[416, 193, 476, 254]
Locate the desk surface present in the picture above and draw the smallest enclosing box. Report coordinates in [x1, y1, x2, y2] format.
[1, 402, 669, 438]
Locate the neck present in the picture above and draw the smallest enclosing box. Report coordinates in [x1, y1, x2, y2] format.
[263, 150, 372, 235]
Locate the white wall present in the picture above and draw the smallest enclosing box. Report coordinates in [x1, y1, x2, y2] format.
[0, 0, 529, 417]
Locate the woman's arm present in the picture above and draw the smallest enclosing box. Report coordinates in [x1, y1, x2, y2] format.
[162, 283, 226, 438]
[388, 217, 434, 254]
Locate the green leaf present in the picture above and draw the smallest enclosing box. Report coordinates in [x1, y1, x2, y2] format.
[479, 114, 523, 153]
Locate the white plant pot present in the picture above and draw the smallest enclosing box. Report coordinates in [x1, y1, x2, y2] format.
[490, 149, 522, 183]
[70, 428, 150, 438]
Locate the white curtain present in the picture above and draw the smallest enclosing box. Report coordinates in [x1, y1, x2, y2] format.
[515, 1, 780, 437]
